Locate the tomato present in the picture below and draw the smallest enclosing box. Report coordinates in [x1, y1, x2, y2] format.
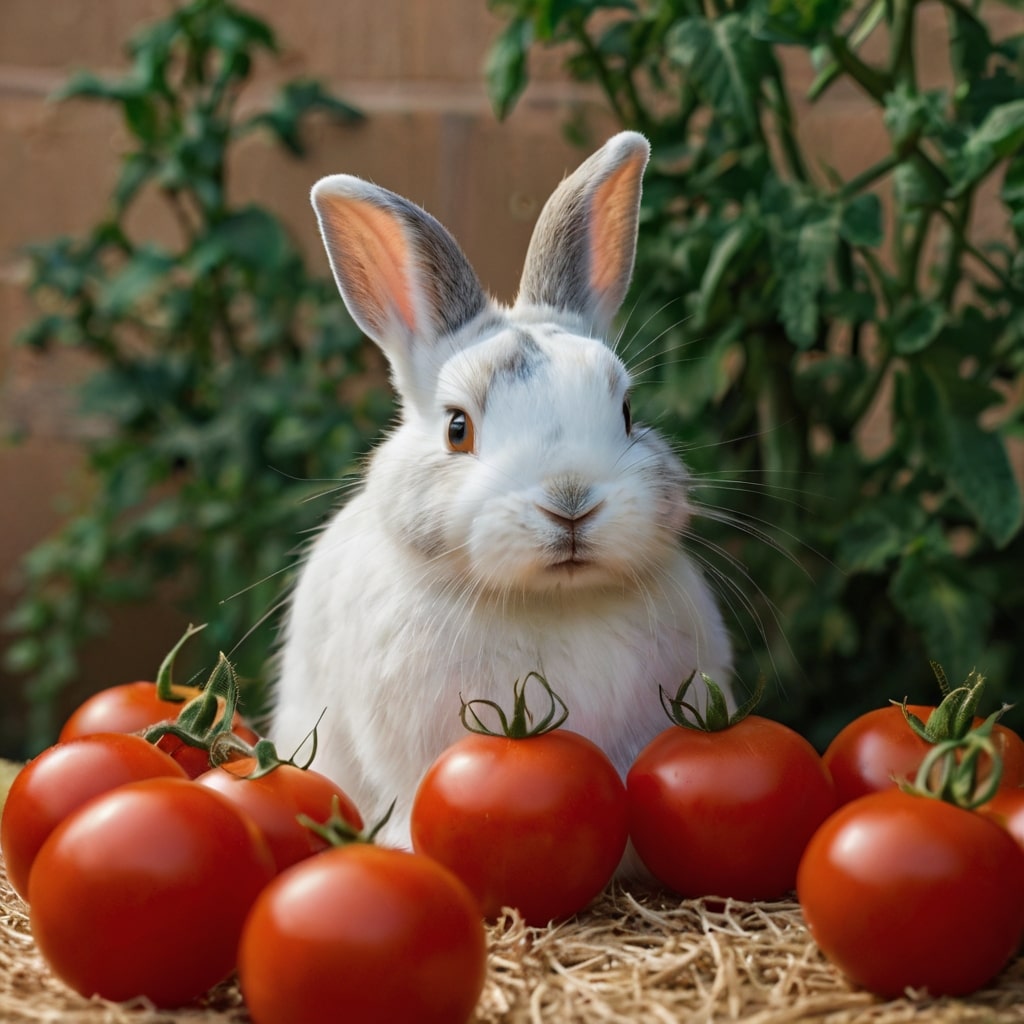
[59, 679, 204, 739]
[238, 843, 487, 1024]
[797, 789, 1024, 997]
[979, 786, 1024, 855]
[823, 704, 1024, 805]
[627, 716, 837, 900]
[410, 727, 628, 925]
[197, 757, 363, 873]
[28, 778, 275, 1006]
[0, 732, 188, 901]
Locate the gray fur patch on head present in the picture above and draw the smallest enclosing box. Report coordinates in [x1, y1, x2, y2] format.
[481, 331, 550, 410]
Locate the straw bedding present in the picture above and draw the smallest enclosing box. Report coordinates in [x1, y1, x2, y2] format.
[2, 761, 1023, 1023]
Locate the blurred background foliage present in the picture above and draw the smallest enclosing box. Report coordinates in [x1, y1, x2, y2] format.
[4, 0, 391, 753]
[486, 0, 1024, 743]
[5, 0, 1023, 754]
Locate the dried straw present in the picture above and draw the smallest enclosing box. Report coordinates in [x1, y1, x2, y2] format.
[1, 757, 1022, 1023]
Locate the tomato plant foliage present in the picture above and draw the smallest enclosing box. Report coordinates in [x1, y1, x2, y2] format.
[485, 0, 1024, 745]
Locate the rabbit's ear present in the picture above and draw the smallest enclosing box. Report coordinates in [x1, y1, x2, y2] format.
[515, 132, 650, 338]
[311, 176, 488, 393]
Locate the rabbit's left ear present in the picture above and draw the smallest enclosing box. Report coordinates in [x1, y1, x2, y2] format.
[311, 176, 488, 399]
[515, 132, 650, 338]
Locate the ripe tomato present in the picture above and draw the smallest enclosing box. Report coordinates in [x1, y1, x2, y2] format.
[410, 727, 628, 925]
[0, 732, 188, 901]
[822, 704, 1024, 805]
[979, 786, 1024, 855]
[196, 757, 363, 874]
[627, 715, 837, 900]
[28, 778, 275, 1006]
[797, 789, 1024, 997]
[59, 679, 204, 740]
[238, 843, 487, 1024]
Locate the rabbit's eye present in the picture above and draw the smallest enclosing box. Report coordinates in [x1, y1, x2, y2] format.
[446, 409, 476, 454]
[622, 397, 632, 436]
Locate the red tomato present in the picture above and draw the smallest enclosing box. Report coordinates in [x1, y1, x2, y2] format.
[979, 786, 1024, 855]
[0, 733, 188, 901]
[197, 757, 363, 873]
[60, 680, 260, 778]
[238, 844, 487, 1024]
[822, 704, 1024, 805]
[797, 789, 1024, 997]
[627, 716, 837, 900]
[28, 778, 275, 1007]
[410, 730, 628, 925]
[59, 680, 205, 739]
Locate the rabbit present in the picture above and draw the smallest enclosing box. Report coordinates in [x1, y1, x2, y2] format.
[269, 131, 733, 857]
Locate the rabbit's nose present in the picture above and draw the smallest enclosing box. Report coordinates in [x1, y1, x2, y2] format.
[537, 501, 605, 532]
[537, 478, 604, 530]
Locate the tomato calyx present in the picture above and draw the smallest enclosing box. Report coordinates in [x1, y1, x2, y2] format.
[459, 671, 569, 738]
[143, 651, 245, 763]
[902, 709, 1010, 809]
[299, 796, 394, 849]
[153, 622, 208, 702]
[897, 663, 990, 744]
[658, 671, 764, 732]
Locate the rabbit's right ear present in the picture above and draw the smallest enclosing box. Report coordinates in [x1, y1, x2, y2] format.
[311, 177, 488, 397]
[515, 132, 650, 339]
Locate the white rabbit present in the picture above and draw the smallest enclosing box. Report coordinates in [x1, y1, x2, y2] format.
[270, 131, 733, 854]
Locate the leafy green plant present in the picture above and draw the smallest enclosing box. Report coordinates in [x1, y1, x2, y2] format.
[486, 0, 1024, 743]
[4, 0, 388, 754]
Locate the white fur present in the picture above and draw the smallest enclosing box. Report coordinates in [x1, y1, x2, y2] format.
[270, 132, 733, 855]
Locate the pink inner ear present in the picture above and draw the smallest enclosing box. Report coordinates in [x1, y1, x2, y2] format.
[319, 199, 418, 336]
[587, 157, 644, 301]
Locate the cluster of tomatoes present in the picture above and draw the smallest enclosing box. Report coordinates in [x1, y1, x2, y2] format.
[1, 630, 486, 1023]
[2, 627, 1024, 1020]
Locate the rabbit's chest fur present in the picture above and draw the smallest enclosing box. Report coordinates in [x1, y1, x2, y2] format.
[272, 486, 730, 846]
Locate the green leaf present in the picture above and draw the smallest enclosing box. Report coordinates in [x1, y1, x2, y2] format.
[188, 206, 293, 275]
[246, 79, 363, 156]
[666, 14, 774, 135]
[950, 99, 1024, 196]
[944, 416, 1023, 548]
[765, 184, 840, 348]
[839, 192, 883, 247]
[890, 552, 991, 679]
[486, 17, 532, 121]
[837, 497, 928, 572]
[696, 216, 761, 326]
[889, 301, 945, 355]
[97, 246, 174, 317]
[751, 0, 850, 45]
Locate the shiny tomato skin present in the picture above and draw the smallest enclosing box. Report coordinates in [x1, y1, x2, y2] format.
[410, 730, 628, 925]
[28, 778, 275, 1007]
[822, 704, 1024, 805]
[60, 680, 260, 778]
[196, 757, 363, 873]
[0, 733, 188, 901]
[627, 717, 837, 900]
[58, 681, 203, 740]
[238, 844, 487, 1024]
[797, 789, 1024, 997]
[979, 786, 1024, 856]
